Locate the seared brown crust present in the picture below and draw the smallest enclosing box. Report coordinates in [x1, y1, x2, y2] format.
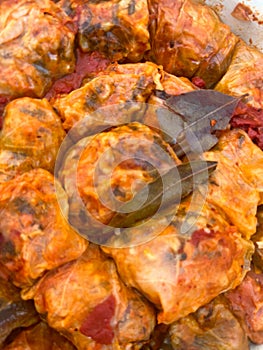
[0, 275, 39, 347]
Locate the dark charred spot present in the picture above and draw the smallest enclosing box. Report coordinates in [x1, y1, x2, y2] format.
[112, 3, 120, 25]
[95, 85, 103, 95]
[37, 126, 51, 138]
[112, 186, 126, 198]
[132, 76, 147, 100]
[13, 198, 35, 215]
[85, 91, 100, 110]
[165, 248, 178, 261]
[169, 41, 175, 49]
[32, 62, 49, 76]
[81, 23, 102, 37]
[20, 107, 46, 119]
[1, 240, 16, 257]
[128, 0, 136, 15]
[203, 304, 214, 321]
[179, 252, 187, 261]
[62, 0, 76, 17]
[238, 135, 246, 148]
[154, 90, 173, 100]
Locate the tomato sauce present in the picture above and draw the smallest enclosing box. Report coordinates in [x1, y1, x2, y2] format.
[231, 101, 263, 150]
[80, 294, 116, 344]
[191, 76, 206, 89]
[45, 49, 111, 100]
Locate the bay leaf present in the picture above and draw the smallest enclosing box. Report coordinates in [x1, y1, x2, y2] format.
[77, 160, 217, 245]
[107, 160, 217, 229]
[157, 90, 242, 156]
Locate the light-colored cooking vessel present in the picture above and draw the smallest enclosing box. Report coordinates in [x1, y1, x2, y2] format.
[205, 1, 263, 349]
[205, 0, 263, 51]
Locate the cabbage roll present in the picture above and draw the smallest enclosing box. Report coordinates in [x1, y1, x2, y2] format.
[59, 122, 180, 242]
[0, 98, 65, 173]
[215, 41, 263, 109]
[0, 168, 87, 288]
[225, 269, 263, 344]
[147, 0, 238, 88]
[169, 296, 249, 350]
[0, 0, 75, 100]
[57, 0, 150, 62]
[102, 129, 263, 323]
[203, 129, 263, 239]
[102, 205, 253, 324]
[24, 245, 156, 349]
[52, 62, 160, 132]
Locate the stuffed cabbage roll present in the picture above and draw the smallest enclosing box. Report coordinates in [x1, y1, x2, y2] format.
[169, 296, 249, 350]
[3, 322, 76, 350]
[0, 0, 75, 100]
[52, 62, 196, 134]
[0, 275, 39, 347]
[52, 62, 160, 132]
[57, 0, 150, 62]
[58, 122, 180, 243]
[0, 98, 65, 173]
[102, 129, 263, 324]
[225, 269, 263, 344]
[0, 150, 34, 184]
[203, 129, 263, 239]
[0, 168, 87, 288]
[102, 202, 253, 324]
[215, 41, 263, 109]
[147, 0, 238, 88]
[24, 245, 156, 350]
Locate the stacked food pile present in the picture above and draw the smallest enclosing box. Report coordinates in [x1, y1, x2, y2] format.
[0, 0, 263, 349]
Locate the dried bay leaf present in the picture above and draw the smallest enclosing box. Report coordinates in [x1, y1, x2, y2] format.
[108, 160, 217, 228]
[81, 161, 217, 246]
[157, 90, 242, 156]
